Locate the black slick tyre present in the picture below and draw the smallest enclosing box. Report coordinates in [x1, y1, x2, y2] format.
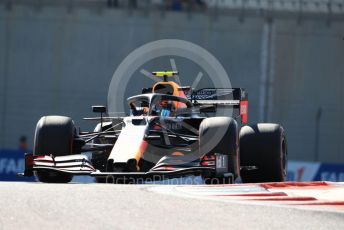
[33, 116, 75, 183]
[239, 123, 287, 183]
[199, 117, 239, 184]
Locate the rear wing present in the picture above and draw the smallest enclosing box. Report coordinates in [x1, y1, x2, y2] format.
[188, 88, 249, 124]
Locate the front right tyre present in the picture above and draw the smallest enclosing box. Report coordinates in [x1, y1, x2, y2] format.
[33, 116, 75, 183]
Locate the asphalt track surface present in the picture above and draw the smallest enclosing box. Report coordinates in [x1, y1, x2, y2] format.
[0, 182, 344, 230]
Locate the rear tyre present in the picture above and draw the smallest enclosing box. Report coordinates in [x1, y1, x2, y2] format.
[239, 123, 287, 183]
[34, 116, 75, 183]
[199, 117, 239, 184]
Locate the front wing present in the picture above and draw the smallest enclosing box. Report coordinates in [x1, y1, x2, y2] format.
[19, 153, 234, 182]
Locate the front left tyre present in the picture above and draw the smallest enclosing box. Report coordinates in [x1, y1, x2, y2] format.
[199, 117, 239, 184]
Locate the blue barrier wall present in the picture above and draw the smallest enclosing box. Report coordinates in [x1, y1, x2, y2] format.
[0, 149, 35, 181]
[287, 161, 344, 182]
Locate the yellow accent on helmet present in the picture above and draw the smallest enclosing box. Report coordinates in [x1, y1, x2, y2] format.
[152, 71, 178, 77]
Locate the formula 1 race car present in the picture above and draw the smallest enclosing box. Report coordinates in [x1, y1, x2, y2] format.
[20, 71, 287, 184]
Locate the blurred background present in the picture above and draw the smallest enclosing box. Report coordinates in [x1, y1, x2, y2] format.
[0, 0, 343, 181]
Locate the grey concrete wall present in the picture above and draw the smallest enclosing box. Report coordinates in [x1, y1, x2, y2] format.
[271, 20, 344, 163]
[0, 4, 343, 163]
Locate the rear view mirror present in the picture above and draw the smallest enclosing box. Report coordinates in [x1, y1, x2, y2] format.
[92, 105, 106, 113]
